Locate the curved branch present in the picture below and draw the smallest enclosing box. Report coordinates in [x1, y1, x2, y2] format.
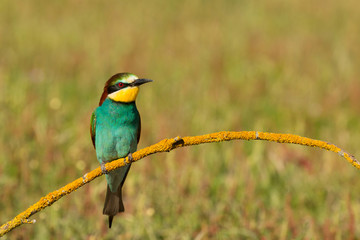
[0, 131, 358, 237]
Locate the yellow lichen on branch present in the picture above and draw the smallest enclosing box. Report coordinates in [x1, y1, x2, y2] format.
[0, 131, 358, 237]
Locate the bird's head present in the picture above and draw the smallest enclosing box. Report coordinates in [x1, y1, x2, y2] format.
[99, 73, 153, 105]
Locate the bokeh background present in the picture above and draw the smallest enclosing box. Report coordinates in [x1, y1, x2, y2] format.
[1, 0, 360, 239]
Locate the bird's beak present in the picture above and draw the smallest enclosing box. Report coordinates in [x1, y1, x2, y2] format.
[132, 78, 153, 86]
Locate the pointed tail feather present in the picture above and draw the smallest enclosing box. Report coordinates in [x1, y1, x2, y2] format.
[103, 185, 124, 228]
[108, 216, 114, 228]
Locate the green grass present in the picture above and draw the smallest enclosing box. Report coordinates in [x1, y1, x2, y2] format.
[1, 0, 360, 239]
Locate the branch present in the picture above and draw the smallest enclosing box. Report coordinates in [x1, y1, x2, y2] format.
[0, 131, 358, 237]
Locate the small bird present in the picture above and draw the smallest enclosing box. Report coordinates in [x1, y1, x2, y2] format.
[90, 73, 152, 228]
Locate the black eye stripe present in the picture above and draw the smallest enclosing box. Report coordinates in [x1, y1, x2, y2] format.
[107, 83, 129, 94]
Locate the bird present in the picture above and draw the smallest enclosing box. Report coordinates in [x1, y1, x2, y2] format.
[90, 72, 152, 228]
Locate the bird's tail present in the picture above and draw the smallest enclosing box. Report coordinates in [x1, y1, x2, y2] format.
[103, 185, 124, 228]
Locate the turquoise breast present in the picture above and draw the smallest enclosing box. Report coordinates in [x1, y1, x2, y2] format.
[94, 98, 140, 191]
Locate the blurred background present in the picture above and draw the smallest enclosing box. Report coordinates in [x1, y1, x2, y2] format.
[1, 0, 360, 239]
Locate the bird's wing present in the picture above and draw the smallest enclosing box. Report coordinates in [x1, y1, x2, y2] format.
[137, 115, 141, 144]
[90, 110, 96, 148]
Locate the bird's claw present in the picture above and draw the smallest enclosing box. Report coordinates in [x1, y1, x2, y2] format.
[124, 153, 134, 165]
[101, 162, 108, 174]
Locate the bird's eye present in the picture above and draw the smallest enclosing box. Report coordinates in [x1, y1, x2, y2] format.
[118, 82, 124, 88]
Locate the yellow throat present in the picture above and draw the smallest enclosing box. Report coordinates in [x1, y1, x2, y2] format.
[108, 86, 139, 103]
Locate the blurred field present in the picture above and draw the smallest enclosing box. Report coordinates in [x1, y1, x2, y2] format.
[1, 0, 360, 239]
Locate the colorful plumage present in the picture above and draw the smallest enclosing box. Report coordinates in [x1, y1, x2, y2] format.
[90, 73, 152, 228]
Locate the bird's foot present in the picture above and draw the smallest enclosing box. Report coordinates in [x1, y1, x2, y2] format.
[100, 162, 108, 174]
[125, 153, 134, 165]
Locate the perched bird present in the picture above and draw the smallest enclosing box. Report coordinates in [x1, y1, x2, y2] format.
[90, 73, 152, 228]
